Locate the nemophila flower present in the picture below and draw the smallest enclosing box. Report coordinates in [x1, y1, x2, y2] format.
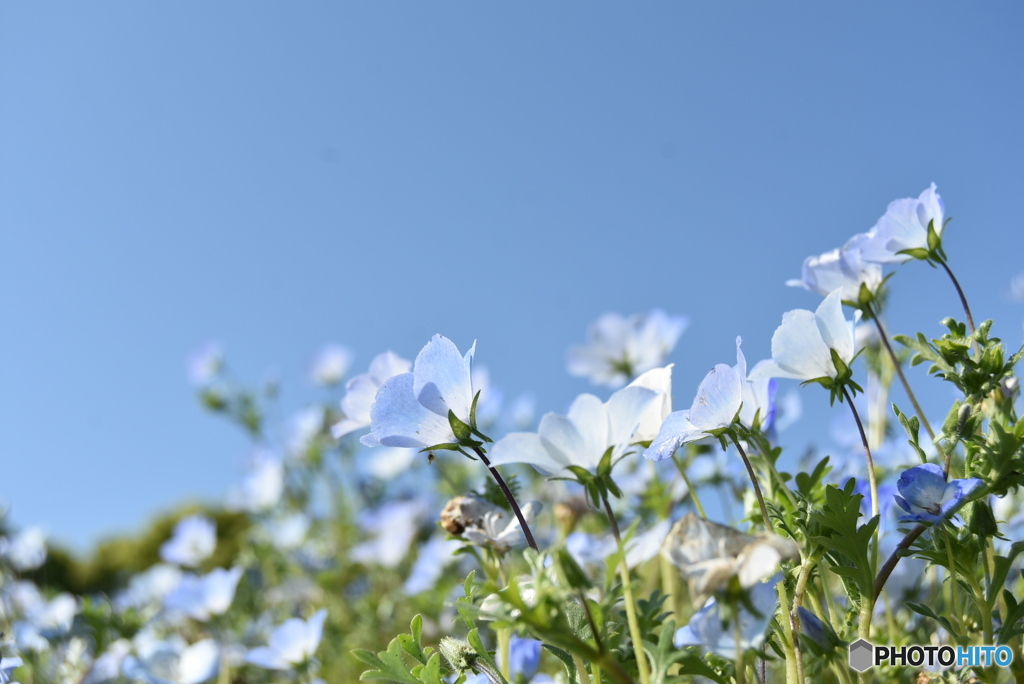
[403, 534, 463, 596]
[858, 183, 946, 264]
[787, 234, 884, 303]
[226, 452, 284, 513]
[487, 374, 663, 474]
[115, 564, 183, 612]
[0, 526, 47, 571]
[186, 342, 222, 386]
[362, 335, 477, 449]
[246, 609, 327, 670]
[660, 513, 799, 609]
[568, 309, 689, 387]
[497, 636, 542, 682]
[349, 499, 426, 569]
[750, 289, 860, 397]
[286, 406, 325, 457]
[674, 575, 781, 661]
[85, 639, 131, 684]
[309, 344, 353, 386]
[463, 502, 542, 553]
[163, 567, 243, 621]
[262, 513, 310, 551]
[0, 655, 22, 684]
[894, 463, 982, 525]
[160, 515, 216, 568]
[123, 633, 219, 684]
[331, 350, 412, 439]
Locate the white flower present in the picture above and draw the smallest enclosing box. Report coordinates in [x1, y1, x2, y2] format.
[462, 502, 542, 553]
[246, 609, 327, 670]
[568, 309, 689, 387]
[226, 452, 284, 513]
[186, 342, 222, 386]
[488, 373, 663, 474]
[403, 534, 463, 596]
[115, 564, 183, 612]
[349, 499, 426, 569]
[786, 233, 883, 301]
[858, 183, 945, 264]
[674, 576, 781, 660]
[160, 516, 216, 568]
[262, 513, 310, 551]
[83, 639, 131, 684]
[123, 635, 219, 684]
[0, 526, 47, 571]
[362, 335, 476, 449]
[750, 289, 859, 383]
[660, 514, 799, 609]
[309, 344, 353, 386]
[162, 567, 243, 621]
[331, 351, 412, 439]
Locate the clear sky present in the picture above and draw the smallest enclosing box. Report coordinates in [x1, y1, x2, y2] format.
[1, 3, 1022, 549]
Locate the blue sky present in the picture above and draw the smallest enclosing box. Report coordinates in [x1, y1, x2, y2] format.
[1, 3, 1022, 548]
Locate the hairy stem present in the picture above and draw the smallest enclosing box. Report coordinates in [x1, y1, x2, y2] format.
[472, 446, 538, 551]
[873, 524, 926, 600]
[864, 302, 936, 442]
[842, 387, 879, 519]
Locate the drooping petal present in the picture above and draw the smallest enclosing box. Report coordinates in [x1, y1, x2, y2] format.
[488, 432, 566, 473]
[413, 335, 474, 420]
[368, 373, 456, 448]
[688, 364, 742, 431]
[643, 410, 701, 461]
[814, 289, 854, 365]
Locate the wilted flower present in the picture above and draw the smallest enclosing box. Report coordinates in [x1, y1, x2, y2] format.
[226, 452, 284, 513]
[163, 567, 244, 621]
[160, 515, 216, 568]
[246, 609, 327, 670]
[660, 513, 799, 608]
[858, 183, 945, 263]
[0, 526, 47, 571]
[750, 289, 859, 385]
[331, 351, 412, 439]
[674, 576, 781, 660]
[894, 463, 982, 525]
[488, 370, 666, 474]
[362, 335, 476, 449]
[568, 309, 689, 387]
[787, 234, 883, 302]
[309, 344, 353, 386]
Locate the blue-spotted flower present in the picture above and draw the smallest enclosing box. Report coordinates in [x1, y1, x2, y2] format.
[361, 335, 477, 449]
[674, 575, 782, 660]
[894, 463, 982, 524]
[568, 309, 689, 387]
[858, 183, 946, 264]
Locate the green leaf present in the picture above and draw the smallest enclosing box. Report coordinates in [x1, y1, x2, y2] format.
[448, 410, 472, 441]
[542, 645, 577, 683]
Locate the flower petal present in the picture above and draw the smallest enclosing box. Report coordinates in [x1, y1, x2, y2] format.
[605, 385, 658, 448]
[814, 289, 854, 365]
[369, 373, 456, 448]
[770, 309, 833, 380]
[688, 364, 742, 430]
[413, 335, 474, 420]
[488, 432, 565, 473]
[643, 410, 700, 461]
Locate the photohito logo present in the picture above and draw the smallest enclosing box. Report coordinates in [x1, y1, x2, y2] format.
[848, 639, 1014, 672]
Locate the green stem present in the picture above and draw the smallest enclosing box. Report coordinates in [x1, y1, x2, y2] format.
[943, 529, 963, 636]
[472, 446, 539, 551]
[601, 496, 652, 684]
[573, 653, 595, 684]
[864, 302, 936, 442]
[937, 256, 976, 333]
[671, 454, 708, 518]
[842, 387, 879, 519]
[775, 580, 801, 684]
[730, 437, 773, 532]
[733, 612, 747, 684]
[498, 627, 512, 681]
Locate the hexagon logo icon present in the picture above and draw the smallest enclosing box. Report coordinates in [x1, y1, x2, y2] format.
[849, 639, 874, 672]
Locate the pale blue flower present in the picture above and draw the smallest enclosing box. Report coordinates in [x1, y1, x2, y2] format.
[349, 499, 427, 569]
[246, 609, 327, 670]
[160, 515, 216, 568]
[123, 634, 219, 684]
[0, 655, 23, 684]
[488, 371, 664, 474]
[163, 567, 243, 621]
[749, 289, 858, 383]
[309, 344, 353, 386]
[0, 526, 47, 571]
[568, 309, 689, 387]
[674, 575, 781, 660]
[402, 534, 462, 595]
[331, 351, 412, 439]
[226, 451, 284, 513]
[787, 234, 883, 301]
[894, 464, 982, 525]
[497, 636, 541, 681]
[858, 183, 945, 264]
[362, 335, 476, 449]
